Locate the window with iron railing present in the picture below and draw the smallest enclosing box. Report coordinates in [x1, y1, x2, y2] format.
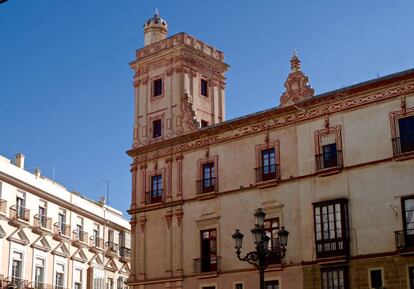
[316, 143, 343, 171]
[10, 205, 30, 222]
[199, 229, 217, 273]
[314, 199, 349, 258]
[264, 218, 280, 264]
[396, 196, 414, 249]
[256, 148, 278, 182]
[146, 175, 163, 204]
[393, 115, 414, 155]
[197, 162, 216, 194]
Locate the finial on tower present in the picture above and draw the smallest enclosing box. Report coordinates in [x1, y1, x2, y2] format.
[290, 49, 301, 72]
[154, 8, 160, 18]
[279, 51, 314, 107]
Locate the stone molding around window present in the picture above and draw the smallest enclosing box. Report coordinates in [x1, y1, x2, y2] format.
[196, 155, 219, 199]
[145, 167, 166, 204]
[254, 140, 280, 187]
[313, 124, 343, 176]
[148, 113, 165, 141]
[150, 74, 165, 100]
[389, 101, 414, 160]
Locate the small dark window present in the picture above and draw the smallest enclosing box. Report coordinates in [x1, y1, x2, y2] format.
[153, 119, 162, 138]
[201, 79, 208, 97]
[201, 120, 209, 128]
[409, 266, 414, 289]
[370, 269, 383, 288]
[153, 79, 163, 97]
[322, 143, 338, 168]
[235, 283, 243, 289]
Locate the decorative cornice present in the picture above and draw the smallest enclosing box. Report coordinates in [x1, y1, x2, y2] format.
[134, 32, 225, 63]
[128, 75, 414, 163]
[133, 49, 228, 79]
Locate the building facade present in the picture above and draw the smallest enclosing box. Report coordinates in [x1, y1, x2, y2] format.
[0, 153, 131, 289]
[127, 12, 414, 289]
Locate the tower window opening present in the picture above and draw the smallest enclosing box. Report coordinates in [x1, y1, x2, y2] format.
[153, 119, 162, 138]
[153, 79, 163, 97]
[201, 79, 208, 97]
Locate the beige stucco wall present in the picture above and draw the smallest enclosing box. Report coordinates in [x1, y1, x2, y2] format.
[130, 88, 414, 289]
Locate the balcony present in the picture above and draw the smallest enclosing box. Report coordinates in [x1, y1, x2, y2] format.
[395, 229, 414, 252]
[315, 237, 350, 259]
[255, 164, 280, 188]
[0, 199, 7, 215]
[193, 256, 221, 275]
[89, 235, 104, 253]
[53, 222, 71, 240]
[315, 150, 343, 176]
[196, 177, 217, 194]
[106, 241, 119, 257]
[119, 246, 131, 262]
[33, 214, 52, 234]
[72, 229, 88, 247]
[9, 205, 30, 227]
[392, 137, 414, 159]
[3, 276, 31, 289]
[145, 189, 164, 205]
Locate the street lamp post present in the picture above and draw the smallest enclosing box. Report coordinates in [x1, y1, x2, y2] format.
[232, 208, 289, 289]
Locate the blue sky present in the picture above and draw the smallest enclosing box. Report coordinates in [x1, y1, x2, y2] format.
[1, 0, 413, 214]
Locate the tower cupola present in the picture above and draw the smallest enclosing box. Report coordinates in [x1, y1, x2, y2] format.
[143, 9, 168, 46]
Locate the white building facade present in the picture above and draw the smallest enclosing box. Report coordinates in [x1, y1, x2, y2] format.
[0, 153, 131, 289]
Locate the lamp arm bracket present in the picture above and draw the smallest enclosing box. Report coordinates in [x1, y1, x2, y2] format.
[237, 251, 260, 269]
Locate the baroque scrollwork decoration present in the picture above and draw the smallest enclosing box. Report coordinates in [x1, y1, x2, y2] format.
[279, 51, 315, 107]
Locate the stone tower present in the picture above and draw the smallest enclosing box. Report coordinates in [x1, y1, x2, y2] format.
[130, 11, 229, 148]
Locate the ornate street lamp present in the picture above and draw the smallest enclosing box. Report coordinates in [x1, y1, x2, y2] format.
[232, 208, 289, 289]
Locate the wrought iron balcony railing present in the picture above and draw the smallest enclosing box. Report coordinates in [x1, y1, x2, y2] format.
[255, 164, 279, 183]
[106, 241, 119, 254]
[315, 150, 343, 171]
[0, 199, 6, 214]
[392, 136, 414, 155]
[193, 255, 221, 274]
[72, 229, 88, 243]
[89, 235, 104, 249]
[3, 276, 30, 289]
[53, 222, 71, 237]
[120, 247, 131, 260]
[10, 205, 30, 222]
[145, 189, 164, 204]
[33, 214, 52, 230]
[196, 177, 217, 194]
[395, 229, 414, 249]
